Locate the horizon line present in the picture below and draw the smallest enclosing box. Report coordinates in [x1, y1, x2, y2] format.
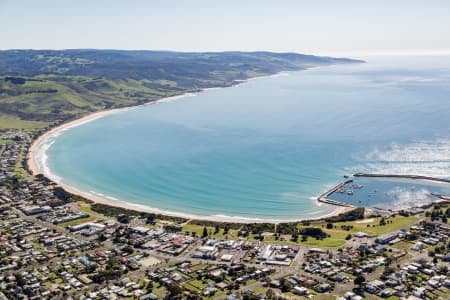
[1, 48, 450, 57]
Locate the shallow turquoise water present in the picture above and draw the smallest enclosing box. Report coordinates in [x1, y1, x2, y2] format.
[44, 56, 450, 220]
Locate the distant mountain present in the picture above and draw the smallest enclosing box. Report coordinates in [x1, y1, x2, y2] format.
[0, 50, 361, 81]
[0, 50, 363, 129]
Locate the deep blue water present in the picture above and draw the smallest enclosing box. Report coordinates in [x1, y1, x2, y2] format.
[42, 55, 450, 220]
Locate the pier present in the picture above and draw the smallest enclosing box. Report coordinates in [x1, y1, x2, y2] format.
[317, 180, 356, 207]
[431, 193, 450, 201]
[353, 173, 450, 184]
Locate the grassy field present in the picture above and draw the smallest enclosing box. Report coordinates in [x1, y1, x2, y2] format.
[183, 214, 418, 248]
[57, 216, 96, 228]
[282, 292, 305, 299]
[0, 75, 168, 130]
[0, 114, 49, 129]
[0, 139, 15, 144]
[290, 214, 418, 248]
[13, 144, 34, 180]
[251, 214, 418, 248]
[77, 203, 109, 219]
[182, 223, 239, 239]
[181, 279, 207, 292]
[250, 285, 268, 295]
[190, 263, 209, 271]
[332, 215, 418, 235]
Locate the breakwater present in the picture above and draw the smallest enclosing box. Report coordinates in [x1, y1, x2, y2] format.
[317, 180, 356, 207]
[353, 173, 450, 184]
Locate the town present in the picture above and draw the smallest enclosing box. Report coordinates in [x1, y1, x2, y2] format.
[1, 128, 450, 300]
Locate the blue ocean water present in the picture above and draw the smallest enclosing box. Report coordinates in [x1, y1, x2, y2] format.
[44, 55, 450, 220]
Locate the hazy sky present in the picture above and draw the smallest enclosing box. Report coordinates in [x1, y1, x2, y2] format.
[1, 0, 449, 55]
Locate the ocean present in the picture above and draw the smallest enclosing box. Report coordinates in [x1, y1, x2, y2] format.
[40, 55, 450, 221]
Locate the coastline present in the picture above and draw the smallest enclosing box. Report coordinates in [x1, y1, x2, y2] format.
[27, 92, 195, 177]
[39, 180, 353, 224]
[27, 73, 351, 224]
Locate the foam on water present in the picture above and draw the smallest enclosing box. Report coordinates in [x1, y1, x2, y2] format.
[352, 138, 450, 178]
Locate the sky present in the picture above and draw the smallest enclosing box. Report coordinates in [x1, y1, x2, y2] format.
[0, 0, 449, 56]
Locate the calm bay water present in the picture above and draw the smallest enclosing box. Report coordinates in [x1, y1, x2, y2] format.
[44, 56, 450, 220]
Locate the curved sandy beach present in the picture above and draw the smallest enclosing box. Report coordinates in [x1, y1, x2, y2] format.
[27, 87, 349, 224]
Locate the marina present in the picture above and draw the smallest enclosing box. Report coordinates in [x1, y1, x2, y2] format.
[326, 175, 450, 211]
[317, 180, 356, 208]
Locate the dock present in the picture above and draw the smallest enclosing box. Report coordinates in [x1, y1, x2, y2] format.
[317, 180, 356, 208]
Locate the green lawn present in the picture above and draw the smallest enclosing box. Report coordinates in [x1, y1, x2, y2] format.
[0, 139, 15, 144]
[256, 233, 348, 248]
[189, 279, 207, 289]
[182, 224, 239, 239]
[190, 263, 209, 271]
[292, 215, 418, 248]
[151, 287, 166, 299]
[182, 279, 207, 292]
[282, 292, 304, 299]
[14, 144, 34, 180]
[58, 216, 96, 228]
[340, 215, 418, 235]
[250, 285, 267, 295]
[251, 214, 418, 248]
[182, 215, 417, 249]
[78, 203, 109, 219]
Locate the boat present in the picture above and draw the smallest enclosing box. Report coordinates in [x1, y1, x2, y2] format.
[351, 184, 363, 189]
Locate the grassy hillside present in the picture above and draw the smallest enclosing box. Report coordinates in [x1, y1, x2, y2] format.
[0, 50, 362, 129]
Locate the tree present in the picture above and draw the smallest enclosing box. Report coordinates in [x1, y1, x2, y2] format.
[279, 277, 293, 292]
[266, 288, 276, 299]
[354, 275, 365, 288]
[14, 273, 26, 286]
[166, 283, 183, 299]
[97, 233, 108, 242]
[291, 231, 299, 242]
[326, 223, 333, 229]
[384, 257, 392, 266]
[122, 245, 134, 255]
[438, 265, 448, 274]
[258, 232, 264, 241]
[202, 226, 208, 238]
[117, 214, 130, 224]
[145, 281, 153, 292]
[146, 215, 155, 224]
